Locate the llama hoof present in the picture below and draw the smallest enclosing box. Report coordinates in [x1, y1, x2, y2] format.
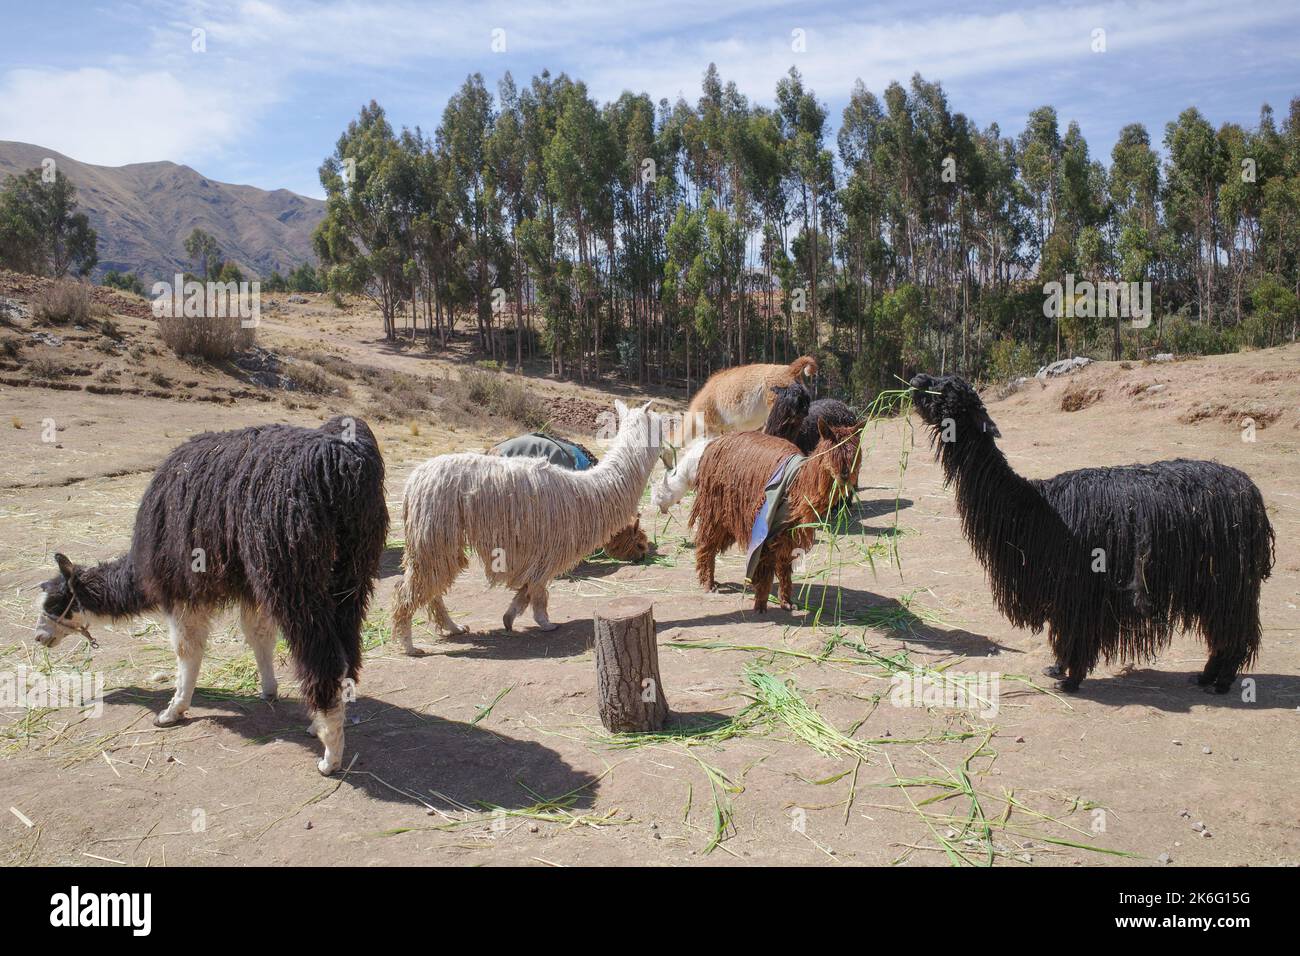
[154, 708, 184, 727]
[1054, 678, 1082, 693]
[1211, 683, 1233, 695]
[1042, 664, 1066, 679]
[317, 756, 341, 776]
[445, 623, 470, 636]
[753, 605, 768, 614]
[1191, 672, 1213, 686]
[259, 689, 278, 702]
[535, 621, 559, 632]
[779, 601, 794, 611]
[502, 614, 515, 632]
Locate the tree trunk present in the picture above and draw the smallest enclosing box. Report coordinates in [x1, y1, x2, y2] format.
[593, 597, 668, 733]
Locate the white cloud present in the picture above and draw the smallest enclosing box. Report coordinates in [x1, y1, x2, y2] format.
[0, 67, 246, 167]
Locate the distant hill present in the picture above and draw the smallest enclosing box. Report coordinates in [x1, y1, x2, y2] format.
[0, 141, 325, 285]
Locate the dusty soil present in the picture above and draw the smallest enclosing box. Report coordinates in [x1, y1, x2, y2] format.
[1, 286, 1297, 867]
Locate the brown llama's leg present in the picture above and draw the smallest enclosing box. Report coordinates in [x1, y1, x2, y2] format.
[750, 552, 775, 613]
[156, 608, 211, 726]
[776, 549, 796, 611]
[695, 540, 719, 592]
[528, 583, 558, 631]
[503, 586, 530, 632]
[239, 603, 279, 701]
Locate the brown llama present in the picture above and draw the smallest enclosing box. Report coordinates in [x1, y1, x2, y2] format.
[689, 420, 863, 611]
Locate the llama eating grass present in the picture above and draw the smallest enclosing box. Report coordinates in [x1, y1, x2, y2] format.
[393, 400, 662, 646]
[664, 355, 816, 461]
[690, 420, 863, 612]
[651, 436, 715, 514]
[910, 373, 1275, 693]
[33, 416, 389, 774]
[488, 432, 649, 561]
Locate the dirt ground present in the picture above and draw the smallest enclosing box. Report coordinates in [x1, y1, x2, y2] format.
[1, 291, 1297, 867]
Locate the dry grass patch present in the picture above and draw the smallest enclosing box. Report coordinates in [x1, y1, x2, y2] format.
[32, 280, 91, 326]
[158, 313, 254, 361]
[1060, 382, 1104, 412]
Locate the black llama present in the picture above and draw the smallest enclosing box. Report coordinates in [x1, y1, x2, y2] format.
[910, 373, 1274, 693]
[34, 416, 388, 774]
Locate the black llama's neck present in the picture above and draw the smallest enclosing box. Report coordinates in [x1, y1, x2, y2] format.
[937, 429, 1072, 629]
[76, 555, 155, 619]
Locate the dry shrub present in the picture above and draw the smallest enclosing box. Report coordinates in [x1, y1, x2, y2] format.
[444, 369, 546, 429]
[1060, 382, 1104, 412]
[1, 335, 21, 359]
[33, 280, 92, 325]
[158, 313, 254, 360]
[290, 361, 351, 398]
[27, 356, 67, 380]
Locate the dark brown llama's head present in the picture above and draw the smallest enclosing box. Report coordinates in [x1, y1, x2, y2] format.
[909, 373, 1001, 443]
[33, 553, 92, 648]
[602, 516, 651, 562]
[811, 418, 865, 506]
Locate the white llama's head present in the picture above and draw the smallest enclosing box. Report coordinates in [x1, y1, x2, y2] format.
[612, 399, 664, 467]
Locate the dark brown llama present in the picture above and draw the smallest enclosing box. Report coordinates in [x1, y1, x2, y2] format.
[690, 420, 863, 611]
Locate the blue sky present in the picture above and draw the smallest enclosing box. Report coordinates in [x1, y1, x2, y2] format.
[1, 0, 1296, 198]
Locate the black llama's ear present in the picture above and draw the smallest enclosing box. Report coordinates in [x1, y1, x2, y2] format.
[54, 553, 75, 579]
[817, 416, 834, 441]
[977, 408, 1002, 438]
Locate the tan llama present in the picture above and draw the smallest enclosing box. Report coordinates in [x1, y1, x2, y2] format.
[667, 356, 817, 454]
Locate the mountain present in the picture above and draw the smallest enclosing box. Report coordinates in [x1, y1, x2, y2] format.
[0, 141, 325, 284]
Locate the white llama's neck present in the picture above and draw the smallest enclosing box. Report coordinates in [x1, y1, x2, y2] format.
[592, 419, 656, 511]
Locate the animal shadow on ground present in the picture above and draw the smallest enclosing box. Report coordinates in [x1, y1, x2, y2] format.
[379, 545, 404, 579]
[824, 496, 914, 538]
[106, 687, 599, 813]
[1061, 669, 1300, 713]
[666, 582, 1014, 657]
[433, 617, 596, 660]
[380, 547, 657, 584]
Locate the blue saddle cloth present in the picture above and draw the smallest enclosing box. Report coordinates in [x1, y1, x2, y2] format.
[491, 433, 592, 471]
[745, 453, 806, 581]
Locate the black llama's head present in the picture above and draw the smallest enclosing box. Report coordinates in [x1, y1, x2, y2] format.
[910, 373, 1001, 444]
[33, 553, 91, 648]
[766, 381, 810, 436]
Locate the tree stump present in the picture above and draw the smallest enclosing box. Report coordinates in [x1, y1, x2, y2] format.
[593, 596, 669, 733]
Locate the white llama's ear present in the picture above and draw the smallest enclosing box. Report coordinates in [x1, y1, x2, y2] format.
[637, 400, 654, 413]
[614, 399, 629, 423]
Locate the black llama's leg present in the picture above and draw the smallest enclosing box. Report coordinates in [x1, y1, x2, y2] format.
[156, 608, 212, 725]
[239, 602, 279, 701]
[1044, 626, 1089, 693]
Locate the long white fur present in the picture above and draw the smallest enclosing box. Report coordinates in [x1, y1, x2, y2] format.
[393, 400, 662, 647]
[650, 437, 714, 513]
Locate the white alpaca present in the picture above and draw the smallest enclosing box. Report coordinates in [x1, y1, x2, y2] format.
[393, 400, 663, 649]
[650, 437, 714, 513]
